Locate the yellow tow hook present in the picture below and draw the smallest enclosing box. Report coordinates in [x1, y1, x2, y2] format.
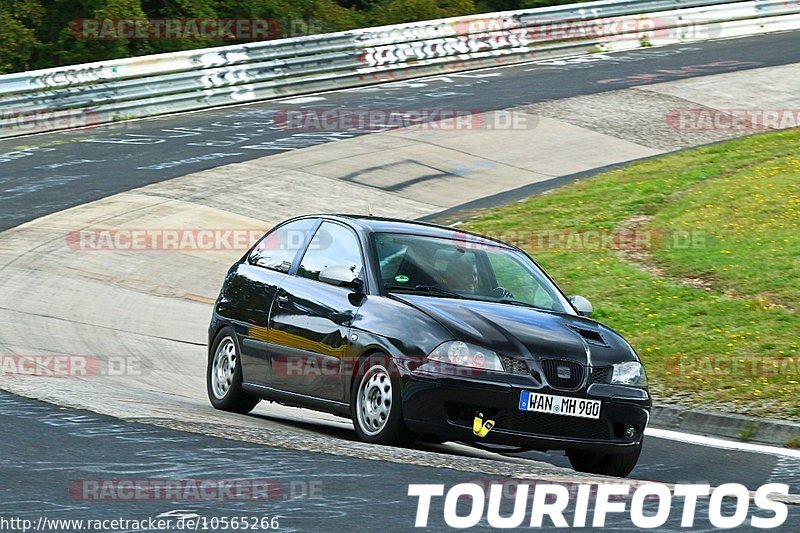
[473, 412, 495, 438]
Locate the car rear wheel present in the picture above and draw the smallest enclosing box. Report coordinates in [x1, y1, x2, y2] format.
[352, 355, 414, 446]
[566, 441, 642, 478]
[207, 328, 259, 414]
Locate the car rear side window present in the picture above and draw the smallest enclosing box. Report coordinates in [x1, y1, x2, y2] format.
[249, 218, 317, 273]
[297, 222, 363, 282]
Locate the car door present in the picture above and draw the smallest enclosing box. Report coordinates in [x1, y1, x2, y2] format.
[268, 221, 365, 402]
[234, 217, 319, 387]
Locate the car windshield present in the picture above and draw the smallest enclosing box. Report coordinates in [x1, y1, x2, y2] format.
[374, 232, 572, 314]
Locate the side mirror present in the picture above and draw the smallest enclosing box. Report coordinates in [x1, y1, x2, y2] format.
[319, 266, 363, 290]
[570, 295, 593, 317]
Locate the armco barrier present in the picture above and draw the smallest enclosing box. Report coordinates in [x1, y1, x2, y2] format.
[1, 0, 798, 138]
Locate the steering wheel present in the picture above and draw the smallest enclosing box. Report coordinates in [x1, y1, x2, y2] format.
[490, 286, 515, 299]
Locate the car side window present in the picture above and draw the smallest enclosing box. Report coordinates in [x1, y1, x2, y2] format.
[249, 218, 317, 273]
[297, 222, 363, 282]
[488, 252, 559, 309]
[375, 234, 408, 280]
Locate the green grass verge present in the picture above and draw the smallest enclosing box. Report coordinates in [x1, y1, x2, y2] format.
[462, 129, 800, 420]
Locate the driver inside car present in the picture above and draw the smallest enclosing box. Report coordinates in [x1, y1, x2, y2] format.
[443, 255, 514, 299]
[443, 256, 479, 293]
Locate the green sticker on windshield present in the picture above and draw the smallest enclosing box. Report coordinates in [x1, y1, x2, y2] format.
[395, 274, 410, 284]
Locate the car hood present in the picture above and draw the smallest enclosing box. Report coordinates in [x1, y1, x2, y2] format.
[392, 295, 638, 366]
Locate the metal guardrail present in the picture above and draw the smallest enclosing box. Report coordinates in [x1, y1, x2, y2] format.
[1, 0, 798, 138]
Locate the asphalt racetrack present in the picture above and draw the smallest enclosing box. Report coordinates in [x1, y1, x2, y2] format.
[2, 392, 799, 532]
[1, 31, 799, 531]
[2, 32, 799, 232]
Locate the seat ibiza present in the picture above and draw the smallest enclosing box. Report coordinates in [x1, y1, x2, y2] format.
[207, 214, 651, 477]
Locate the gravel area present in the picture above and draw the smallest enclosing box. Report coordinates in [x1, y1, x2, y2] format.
[515, 88, 745, 151]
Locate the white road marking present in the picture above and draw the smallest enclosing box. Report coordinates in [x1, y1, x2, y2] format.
[279, 96, 327, 104]
[646, 427, 800, 459]
[448, 73, 503, 78]
[769, 457, 800, 485]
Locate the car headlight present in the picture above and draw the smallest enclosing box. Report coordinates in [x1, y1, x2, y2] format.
[611, 361, 648, 387]
[428, 341, 504, 372]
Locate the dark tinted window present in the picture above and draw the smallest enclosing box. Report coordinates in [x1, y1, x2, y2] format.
[374, 232, 570, 313]
[297, 222, 363, 282]
[249, 218, 317, 273]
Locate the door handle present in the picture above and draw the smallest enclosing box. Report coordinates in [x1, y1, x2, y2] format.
[276, 295, 289, 307]
[329, 311, 354, 326]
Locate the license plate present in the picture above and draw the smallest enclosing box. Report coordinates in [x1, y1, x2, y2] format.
[518, 391, 601, 419]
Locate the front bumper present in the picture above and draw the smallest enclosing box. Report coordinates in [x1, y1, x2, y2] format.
[398, 360, 651, 454]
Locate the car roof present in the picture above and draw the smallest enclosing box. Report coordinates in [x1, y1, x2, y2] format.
[306, 214, 516, 250]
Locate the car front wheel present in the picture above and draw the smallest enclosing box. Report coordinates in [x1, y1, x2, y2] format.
[566, 441, 642, 478]
[352, 355, 414, 446]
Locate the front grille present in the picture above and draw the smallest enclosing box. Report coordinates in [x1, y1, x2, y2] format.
[499, 355, 529, 375]
[541, 359, 585, 390]
[591, 366, 612, 384]
[495, 410, 611, 440]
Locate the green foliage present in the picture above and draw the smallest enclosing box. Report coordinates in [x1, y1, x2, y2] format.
[1, 0, 582, 73]
[303, 0, 364, 33]
[738, 422, 759, 442]
[0, 0, 44, 74]
[463, 129, 800, 420]
[46, 0, 155, 67]
[372, 0, 443, 25]
[521, 0, 596, 7]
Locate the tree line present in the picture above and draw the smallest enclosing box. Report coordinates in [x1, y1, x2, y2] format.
[0, 0, 596, 74]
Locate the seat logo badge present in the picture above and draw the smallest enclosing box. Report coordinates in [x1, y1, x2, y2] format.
[473, 413, 495, 438]
[557, 365, 571, 379]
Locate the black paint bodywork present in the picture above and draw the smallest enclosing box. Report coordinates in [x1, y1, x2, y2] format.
[209, 214, 651, 452]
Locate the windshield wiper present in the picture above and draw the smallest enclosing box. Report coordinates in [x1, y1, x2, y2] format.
[494, 299, 553, 312]
[384, 284, 466, 299]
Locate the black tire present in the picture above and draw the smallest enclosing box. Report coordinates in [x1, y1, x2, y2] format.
[207, 328, 259, 414]
[566, 441, 642, 478]
[351, 354, 415, 446]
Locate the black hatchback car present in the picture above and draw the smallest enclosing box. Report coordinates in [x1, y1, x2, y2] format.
[208, 214, 651, 477]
